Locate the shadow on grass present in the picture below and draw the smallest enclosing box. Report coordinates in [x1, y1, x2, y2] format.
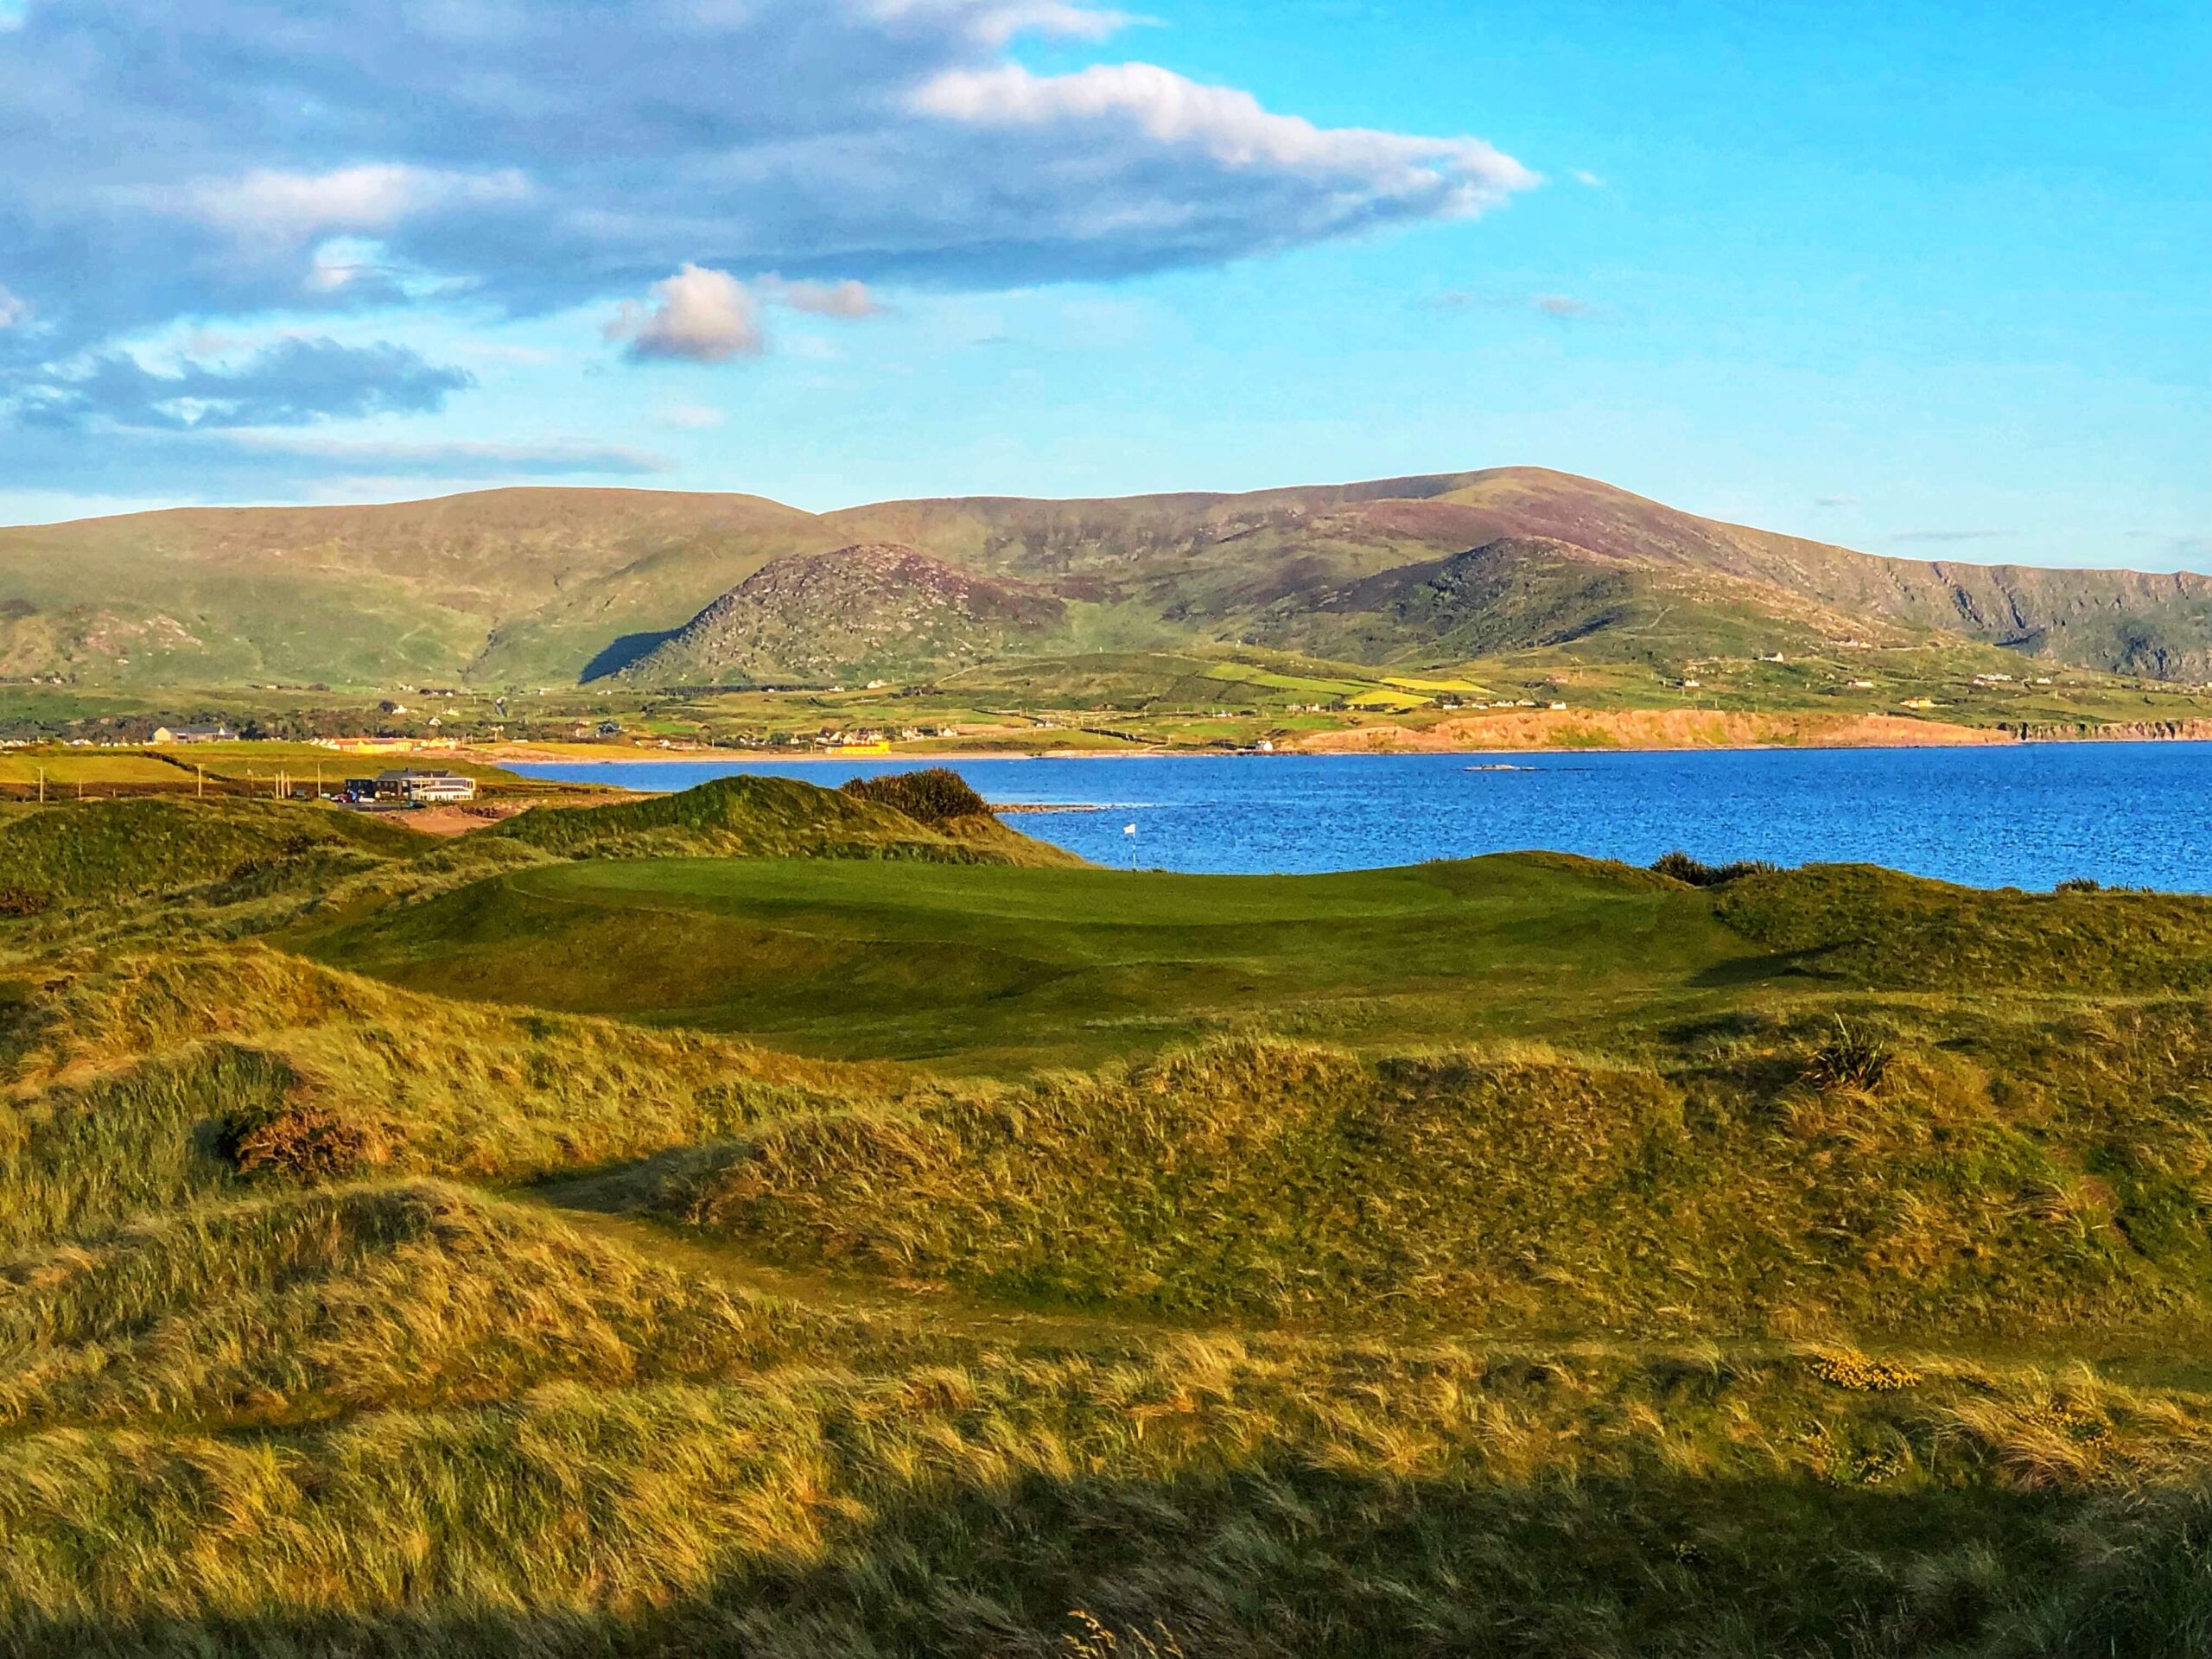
[1687, 945, 1847, 989]
[0, 1464, 2158, 1659]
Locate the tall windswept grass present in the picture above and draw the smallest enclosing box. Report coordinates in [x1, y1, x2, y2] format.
[487, 772, 1077, 867]
[671, 1030, 2212, 1338]
[0, 1181, 927, 1432]
[3, 943, 872, 1191]
[11, 800, 2212, 1652]
[0, 1325, 2207, 1654]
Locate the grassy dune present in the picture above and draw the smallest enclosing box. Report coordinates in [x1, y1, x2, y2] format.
[8, 780, 2212, 1651]
[0, 770, 1077, 963]
[664, 1025, 2212, 1341]
[0, 794, 424, 903]
[483, 772, 1082, 868]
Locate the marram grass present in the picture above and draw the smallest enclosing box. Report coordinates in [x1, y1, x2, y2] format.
[3, 788, 2212, 1651]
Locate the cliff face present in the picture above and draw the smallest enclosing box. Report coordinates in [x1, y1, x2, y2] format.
[2001, 719, 2212, 742]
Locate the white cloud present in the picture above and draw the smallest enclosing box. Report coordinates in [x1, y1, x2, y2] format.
[657, 402, 727, 428]
[761, 276, 880, 319]
[603, 264, 765, 363]
[873, 0, 1135, 46]
[0, 0, 1535, 353]
[1572, 169, 1605, 188]
[910, 62, 1533, 216]
[0, 0, 1537, 485]
[175, 165, 529, 246]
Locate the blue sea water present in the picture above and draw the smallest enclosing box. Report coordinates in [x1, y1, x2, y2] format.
[506, 745, 2212, 892]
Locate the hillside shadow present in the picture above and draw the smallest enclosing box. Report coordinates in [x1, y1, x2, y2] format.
[580, 629, 682, 683]
[0, 1465, 2093, 1658]
[1688, 945, 1846, 988]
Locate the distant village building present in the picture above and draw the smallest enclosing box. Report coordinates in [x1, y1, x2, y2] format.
[348, 769, 479, 804]
[150, 724, 236, 744]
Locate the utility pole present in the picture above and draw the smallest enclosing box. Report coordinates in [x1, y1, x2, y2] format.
[196, 765, 204, 798]
[35, 768, 43, 804]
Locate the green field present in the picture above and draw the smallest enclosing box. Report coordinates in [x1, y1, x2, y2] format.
[10, 628, 2212, 761]
[10, 776, 2212, 1652]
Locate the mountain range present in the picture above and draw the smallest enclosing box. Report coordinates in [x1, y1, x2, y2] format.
[3, 467, 2209, 690]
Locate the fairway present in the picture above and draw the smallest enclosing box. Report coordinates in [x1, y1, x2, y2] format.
[302, 851, 1780, 1072]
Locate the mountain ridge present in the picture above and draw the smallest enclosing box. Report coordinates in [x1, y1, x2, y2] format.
[3, 467, 2209, 689]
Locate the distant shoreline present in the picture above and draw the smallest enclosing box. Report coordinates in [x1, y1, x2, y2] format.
[472, 732, 2212, 772]
[458, 710, 2212, 770]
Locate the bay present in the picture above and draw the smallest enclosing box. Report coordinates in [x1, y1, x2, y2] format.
[506, 744, 2212, 891]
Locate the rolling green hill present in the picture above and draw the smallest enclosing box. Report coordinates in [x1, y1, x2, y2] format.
[5, 467, 2212, 693]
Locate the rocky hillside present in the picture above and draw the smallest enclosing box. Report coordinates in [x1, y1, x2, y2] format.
[2, 467, 2209, 688]
[1249, 534, 1904, 664]
[617, 543, 1067, 685]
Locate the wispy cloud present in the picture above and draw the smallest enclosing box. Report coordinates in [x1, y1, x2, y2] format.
[1530, 293, 1597, 318]
[230, 435, 673, 475]
[2125, 530, 2212, 560]
[0, 425, 671, 499]
[1814, 494, 1859, 508]
[1427, 290, 1604, 320]
[1890, 530, 2010, 544]
[8, 338, 473, 429]
[656, 404, 727, 429]
[760, 277, 882, 320]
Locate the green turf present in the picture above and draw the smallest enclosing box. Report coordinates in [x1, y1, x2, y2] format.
[296, 848, 2212, 1076]
[296, 850, 1785, 1072]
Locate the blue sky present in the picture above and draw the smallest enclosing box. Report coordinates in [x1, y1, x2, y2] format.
[0, 1, 2204, 571]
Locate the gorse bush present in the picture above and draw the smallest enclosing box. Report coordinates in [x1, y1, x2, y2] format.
[222, 1103, 391, 1183]
[839, 768, 991, 825]
[0, 884, 48, 917]
[1651, 849, 1779, 887]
